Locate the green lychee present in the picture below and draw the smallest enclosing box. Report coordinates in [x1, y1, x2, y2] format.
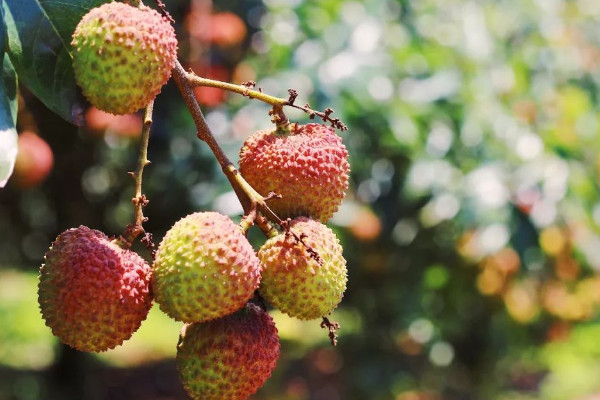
[238, 123, 350, 223]
[71, 2, 178, 115]
[177, 304, 280, 400]
[38, 226, 153, 352]
[152, 212, 261, 323]
[258, 217, 347, 320]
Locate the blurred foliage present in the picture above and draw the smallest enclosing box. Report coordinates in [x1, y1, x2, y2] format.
[4, 0, 600, 399]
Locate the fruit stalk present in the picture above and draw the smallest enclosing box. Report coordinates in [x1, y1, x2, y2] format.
[186, 73, 287, 107]
[186, 72, 289, 127]
[115, 102, 153, 248]
[186, 73, 346, 131]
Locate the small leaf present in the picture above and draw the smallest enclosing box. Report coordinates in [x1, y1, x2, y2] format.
[3, 0, 91, 125]
[0, 8, 18, 188]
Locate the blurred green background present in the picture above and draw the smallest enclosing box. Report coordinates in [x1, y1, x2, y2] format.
[5, 0, 600, 398]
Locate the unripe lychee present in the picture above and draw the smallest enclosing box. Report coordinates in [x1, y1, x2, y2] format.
[177, 304, 280, 400]
[152, 212, 261, 323]
[258, 217, 347, 320]
[238, 123, 350, 223]
[71, 2, 178, 115]
[38, 226, 153, 352]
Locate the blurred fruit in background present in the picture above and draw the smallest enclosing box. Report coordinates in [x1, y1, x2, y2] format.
[84, 107, 143, 139]
[12, 131, 54, 189]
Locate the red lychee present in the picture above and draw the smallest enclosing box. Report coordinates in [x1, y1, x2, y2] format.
[177, 304, 280, 400]
[12, 131, 54, 188]
[84, 107, 142, 138]
[38, 226, 153, 352]
[239, 123, 350, 222]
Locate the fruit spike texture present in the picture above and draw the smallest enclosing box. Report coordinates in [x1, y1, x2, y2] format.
[258, 217, 347, 320]
[238, 123, 350, 223]
[177, 304, 280, 400]
[152, 212, 261, 323]
[38, 226, 153, 352]
[71, 2, 178, 115]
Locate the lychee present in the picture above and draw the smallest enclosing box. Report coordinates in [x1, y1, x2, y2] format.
[71, 2, 178, 115]
[177, 304, 280, 400]
[38, 226, 153, 352]
[12, 131, 54, 188]
[258, 217, 347, 320]
[238, 123, 350, 223]
[152, 212, 261, 323]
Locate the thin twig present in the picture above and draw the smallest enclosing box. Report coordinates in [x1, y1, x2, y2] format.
[186, 73, 346, 131]
[115, 102, 154, 249]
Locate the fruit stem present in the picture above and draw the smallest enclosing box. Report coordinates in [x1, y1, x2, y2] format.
[115, 101, 153, 249]
[186, 72, 347, 131]
[186, 73, 288, 107]
[321, 317, 340, 347]
[172, 61, 252, 210]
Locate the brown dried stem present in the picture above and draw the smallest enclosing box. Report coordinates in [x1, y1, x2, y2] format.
[321, 317, 340, 347]
[115, 102, 154, 249]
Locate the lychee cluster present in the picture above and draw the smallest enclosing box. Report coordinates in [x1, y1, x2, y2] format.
[71, 2, 178, 115]
[40, 4, 351, 398]
[37, 120, 349, 399]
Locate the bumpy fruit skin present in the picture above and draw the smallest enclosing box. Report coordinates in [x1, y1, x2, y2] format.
[177, 304, 280, 400]
[152, 212, 261, 323]
[71, 2, 178, 115]
[38, 226, 153, 352]
[258, 217, 347, 320]
[238, 123, 350, 223]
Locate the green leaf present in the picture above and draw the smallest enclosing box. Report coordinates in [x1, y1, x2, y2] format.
[0, 8, 18, 188]
[38, 0, 110, 49]
[2, 0, 101, 125]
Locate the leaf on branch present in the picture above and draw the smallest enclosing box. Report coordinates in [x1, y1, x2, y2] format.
[38, 0, 110, 47]
[2, 0, 107, 125]
[0, 10, 18, 188]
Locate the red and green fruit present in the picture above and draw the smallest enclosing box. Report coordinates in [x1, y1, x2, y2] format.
[71, 2, 178, 115]
[239, 123, 350, 222]
[177, 304, 280, 400]
[152, 211, 262, 323]
[38, 226, 153, 352]
[258, 217, 347, 320]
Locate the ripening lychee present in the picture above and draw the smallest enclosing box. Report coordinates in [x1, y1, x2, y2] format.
[238, 123, 350, 223]
[38, 226, 153, 352]
[258, 217, 347, 320]
[152, 212, 261, 323]
[177, 304, 280, 400]
[71, 2, 178, 115]
[12, 131, 54, 188]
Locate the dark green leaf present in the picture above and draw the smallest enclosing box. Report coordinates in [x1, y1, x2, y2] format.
[38, 0, 110, 49]
[0, 8, 18, 188]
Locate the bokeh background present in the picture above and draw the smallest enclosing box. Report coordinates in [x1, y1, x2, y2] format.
[4, 0, 600, 398]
